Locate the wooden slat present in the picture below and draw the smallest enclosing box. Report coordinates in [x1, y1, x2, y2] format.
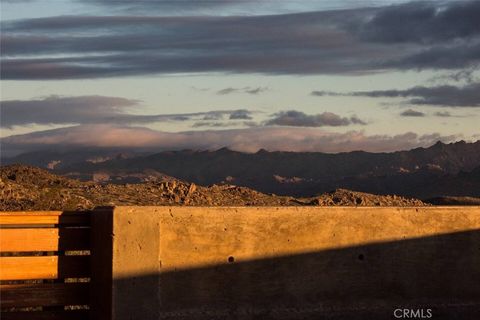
[0, 256, 90, 280]
[0, 310, 89, 320]
[0, 228, 90, 252]
[0, 212, 90, 226]
[0, 211, 64, 216]
[0, 283, 89, 307]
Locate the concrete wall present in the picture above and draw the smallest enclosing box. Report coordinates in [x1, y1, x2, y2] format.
[91, 206, 480, 320]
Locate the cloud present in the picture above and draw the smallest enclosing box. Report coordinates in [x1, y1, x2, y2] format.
[0, 95, 139, 128]
[192, 121, 257, 128]
[265, 110, 366, 127]
[229, 109, 253, 120]
[201, 112, 224, 121]
[400, 109, 425, 117]
[3, 1, 480, 79]
[358, 1, 480, 44]
[313, 83, 480, 107]
[245, 87, 268, 95]
[385, 41, 480, 70]
[216, 87, 268, 95]
[2, 0, 36, 2]
[0, 95, 255, 128]
[0, 11, 380, 79]
[434, 111, 453, 117]
[190, 109, 358, 128]
[216, 88, 237, 95]
[0, 124, 460, 156]
[192, 122, 236, 128]
[73, 0, 260, 16]
[311, 91, 341, 97]
[428, 69, 479, 85]
[349, 115, 367, 125]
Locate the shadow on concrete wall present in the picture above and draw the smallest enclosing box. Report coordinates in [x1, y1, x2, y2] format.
[113, 230, 480, 320]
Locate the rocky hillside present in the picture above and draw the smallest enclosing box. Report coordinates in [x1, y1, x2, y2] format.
[0, 165, 425, 211]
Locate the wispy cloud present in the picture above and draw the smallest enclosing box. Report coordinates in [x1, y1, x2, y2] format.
[229, 109, 253, 120]
[1, 124, 460, 156]
[265, 110, 366, 127]
[216, 87, 269, 95]
[73, 0, 271, 16]
[2, 1, 479, 79]
[0, 95, 256, 128]
[1, 95, 365, 130]
[192, 121, 258, 128]
[434, 111, 452, 117]
[428, 69, 479, 85]
[312, 83, 480, 107]
[357, 1, 480, 44]
[400, 109, 425, 117]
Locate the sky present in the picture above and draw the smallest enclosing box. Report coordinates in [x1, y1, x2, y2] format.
[1, 0, 479, 155]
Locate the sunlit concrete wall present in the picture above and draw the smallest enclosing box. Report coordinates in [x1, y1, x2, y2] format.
[92, 207, 480, 320]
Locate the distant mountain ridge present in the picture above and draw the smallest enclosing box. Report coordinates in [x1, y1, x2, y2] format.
[2, 140, 480, 199]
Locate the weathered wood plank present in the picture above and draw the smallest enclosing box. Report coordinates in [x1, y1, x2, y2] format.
[0, 212, 90, 226]
[0, 256, 90, 280]
[0, 283, 89, 307]
[0, 310, 89, 320]
[0, 228, 90, 252]
[0, 211, 64, 216]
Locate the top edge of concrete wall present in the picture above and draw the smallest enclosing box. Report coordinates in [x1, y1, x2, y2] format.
[106, 206, 480, 209]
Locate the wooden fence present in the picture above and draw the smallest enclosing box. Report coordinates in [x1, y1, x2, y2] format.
[0, 211, 91, 319]
[1, 207, 480, 319]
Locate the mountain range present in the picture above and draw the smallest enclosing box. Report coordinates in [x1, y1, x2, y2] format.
[2, 140, 480, 200]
